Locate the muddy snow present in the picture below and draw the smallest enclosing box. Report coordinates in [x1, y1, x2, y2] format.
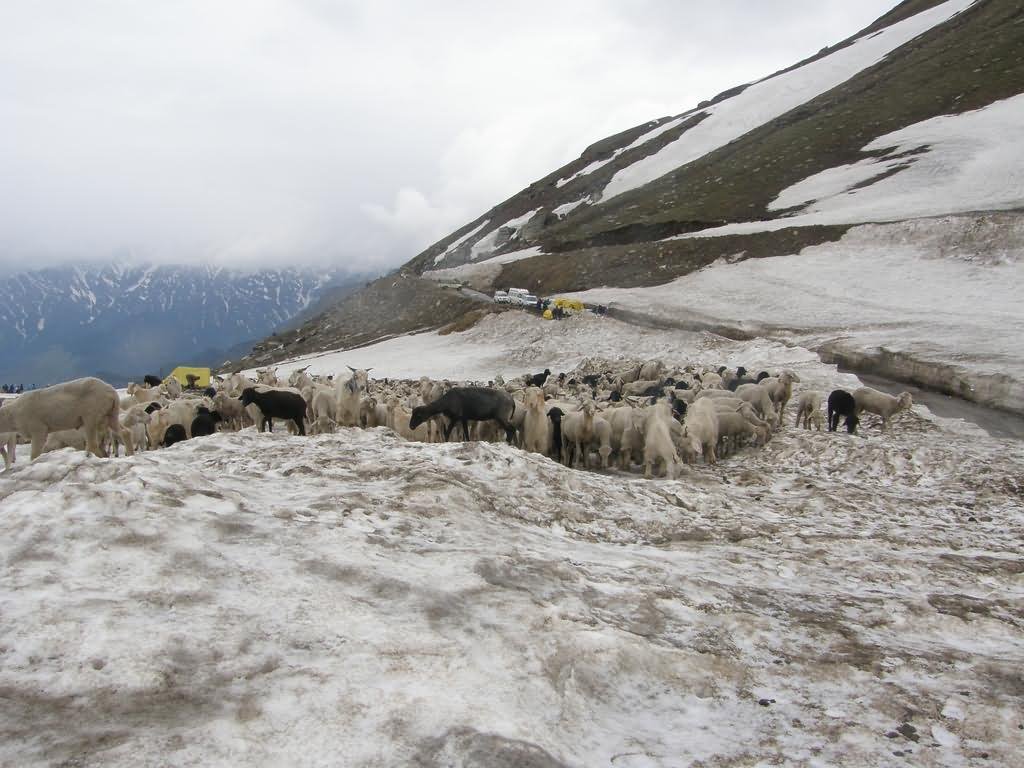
[3, 310, 1024, 766]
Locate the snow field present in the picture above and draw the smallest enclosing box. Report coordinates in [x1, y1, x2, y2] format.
[1, 395, 1022, 765]
[4, 301, 1024, 764]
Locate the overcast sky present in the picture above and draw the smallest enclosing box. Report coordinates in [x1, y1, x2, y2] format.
[0, 0, 897, 274]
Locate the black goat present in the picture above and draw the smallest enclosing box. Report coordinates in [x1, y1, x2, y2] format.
[756, 371, 770, 383]
[241, 387, 307, 435]
[162, 424, 187, 447]
[827, 389, 859, 433]
[528, 368, 552, 387]
[203, 386, 217, 399]
[547, 407, 564, 458]
[191, 409, 223, 437]
[143, 374, 163, 387]
[728, 376, 756, 391]
[409, 387, 516, 442]
[144, 402, 163, 414]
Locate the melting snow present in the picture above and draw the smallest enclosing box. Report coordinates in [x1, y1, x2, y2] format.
[2, 378, 1021, 764]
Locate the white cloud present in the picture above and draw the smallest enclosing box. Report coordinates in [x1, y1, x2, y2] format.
[0, 0, 897, 272]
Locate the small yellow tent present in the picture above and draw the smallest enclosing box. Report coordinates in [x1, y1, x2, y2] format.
[553, 297, 585, 312]
[167, 366, 211, 388]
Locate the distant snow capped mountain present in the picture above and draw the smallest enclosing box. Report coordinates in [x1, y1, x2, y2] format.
[0, 262, 358, 386]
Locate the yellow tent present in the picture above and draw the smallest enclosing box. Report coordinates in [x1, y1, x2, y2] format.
[553, 297, 585, 311]
[167, 366, 211, 388]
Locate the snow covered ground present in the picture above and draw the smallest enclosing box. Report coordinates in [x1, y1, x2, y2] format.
[573, 215, 1024, 414]
[3, 309, 1024, 766]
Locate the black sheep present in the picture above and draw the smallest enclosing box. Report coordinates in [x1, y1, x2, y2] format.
[191, 410, 223, 437]
[162, 423, 187, 447]
[756, 371, 770, 383]
[143, 374, 163, 387]
[410, 387, 516, 443]
[144, 402, 163, 414]
[827, 389, 859, 433]
[241, 387, 307, 435]
[547, 407, 564, 458]
[203, 386, 217, 399]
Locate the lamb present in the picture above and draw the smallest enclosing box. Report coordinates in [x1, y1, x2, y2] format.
[163, 376, 182, 399]
[312, 388, 340, 427]
[794, 391, 824, 430]
[0, 377, 120, 460]
[642, 401, 680, 479]
[43, 428, 88, 453]
[827, 389, 859, 434]
[241, 387, 307, 435]
[853, 387, 913, 432]
[311, 414, 338, 435]
[110, 404, 150, 455]
[520, 387, 549, 455]
[682, 397, 720, 465]
[409, 387, 516, 443]
[386, 398, 431, 441]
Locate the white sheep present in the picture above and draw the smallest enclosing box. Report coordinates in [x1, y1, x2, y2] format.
[642, 401, 680, 479]
[759, 370, 800, 416]
[682, 397, 720, 465]
[212, 392, 246, 431]
[606, 406, 645, 470]
[162, 376, 183, 399]
[794, 391, 824, 430]
[638, 359, 664, 381]
[0, 377, 121, 460]
[734, 383, 779, 428]
[853, 387, 913, 432]
[521, 387, 549, 455]
[715, 410, 767, 456]
[560, 401, 596, 467]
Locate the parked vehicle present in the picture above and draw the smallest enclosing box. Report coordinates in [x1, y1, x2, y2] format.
[493, 290, 511, 304]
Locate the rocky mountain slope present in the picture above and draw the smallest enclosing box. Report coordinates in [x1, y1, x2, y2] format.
[0, 263, 364, 386]
[242, 0, 1023, 410]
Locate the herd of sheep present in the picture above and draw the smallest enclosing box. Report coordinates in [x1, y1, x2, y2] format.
[0, 359, 916, 479]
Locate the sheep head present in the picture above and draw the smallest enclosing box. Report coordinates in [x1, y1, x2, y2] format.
[897, 392, 913, 410]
